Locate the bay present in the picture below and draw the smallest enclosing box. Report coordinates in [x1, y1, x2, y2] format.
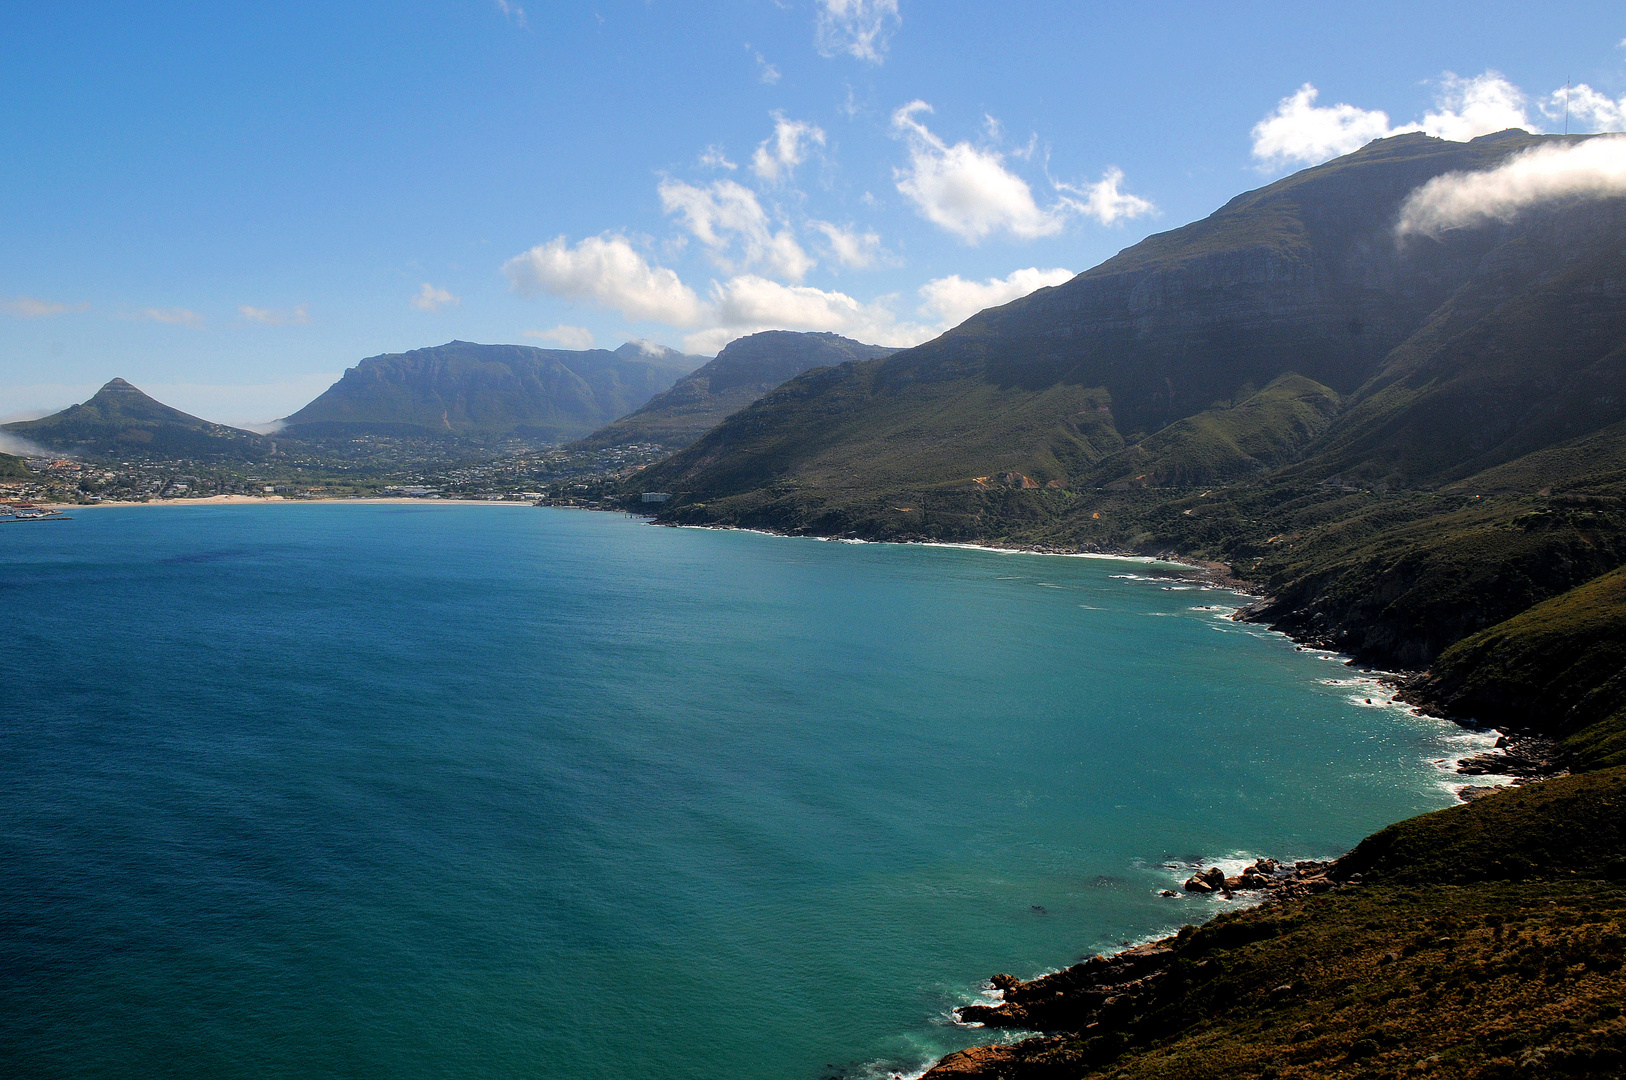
[0, 505, 1486, 1078]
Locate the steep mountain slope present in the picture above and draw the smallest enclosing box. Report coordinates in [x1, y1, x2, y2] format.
[572, 331, 893, 450]
[1410, 564, 1626, 770]
[280, 340, 699, 441]
[635, 131, 1623, 511]
[2, 379, 275, 460]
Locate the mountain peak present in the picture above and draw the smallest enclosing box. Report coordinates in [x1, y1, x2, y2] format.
[99, 377, 142, 393]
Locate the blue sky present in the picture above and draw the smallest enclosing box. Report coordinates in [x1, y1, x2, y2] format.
[3, 1, 1625, 425]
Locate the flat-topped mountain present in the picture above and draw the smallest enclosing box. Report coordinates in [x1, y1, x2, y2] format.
[572, 331, 894, 451]
[3, 379, 276, 460]
[280, 340, 705, 442]
[635, 131, 1626, 509]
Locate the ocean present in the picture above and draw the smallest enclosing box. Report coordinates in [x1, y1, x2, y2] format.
[0, 504, 1493, 1079]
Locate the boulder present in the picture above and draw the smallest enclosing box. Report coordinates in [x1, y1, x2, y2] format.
[989, 973, 1020, 991]
[1183, 875, 1214, 893]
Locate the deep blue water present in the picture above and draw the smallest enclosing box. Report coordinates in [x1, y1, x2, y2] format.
[1, 504, 1487, 1079]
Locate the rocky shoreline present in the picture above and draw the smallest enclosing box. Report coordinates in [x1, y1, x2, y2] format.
[925, 859, 1353, 1078]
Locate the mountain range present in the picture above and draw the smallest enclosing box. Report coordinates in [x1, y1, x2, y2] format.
[278, 340, 706, 441]
[570, 331, 894, 451]
[637, 130, 1625, 509]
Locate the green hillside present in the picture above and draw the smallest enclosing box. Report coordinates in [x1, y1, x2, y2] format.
[571, 331, 893, 451]
[1411, 565, 1626, 770]
[2, 379, 276, 461]
[0, 451, 32, 478]
[635, 132, 1626, 511]
[280, 340, 698, 441]
[628, 131, 1626, 675]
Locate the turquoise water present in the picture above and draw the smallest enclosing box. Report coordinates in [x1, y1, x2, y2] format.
[1, 505, 1484, 1079]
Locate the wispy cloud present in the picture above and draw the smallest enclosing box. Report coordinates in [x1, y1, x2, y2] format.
[747, 45, 781, 85]
[1252, 71, 1537, 170]
[658, 177, 815, 281]
[139, 307, 204, 327]
[699, 145, 738, 171]
[892, 101, 1142, 242]
[751, 112, 826, 184]
[917, 267, 1073, 327]
[1056, 167, 1156, 225]
[238, 303, 309, 325]
[1543, 83, 1626, 132]
[524, 324, 596, 349]
[494, 0, 527, 28]
[1397, 134, 1626, 237]
[814, 0, 899, 64]
[807, 220, 887, 269]
[410, 284, 460, 312]
[3, 296, 89, 318]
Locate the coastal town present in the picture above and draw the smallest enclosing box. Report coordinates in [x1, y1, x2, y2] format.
[0, 441, 665, 508]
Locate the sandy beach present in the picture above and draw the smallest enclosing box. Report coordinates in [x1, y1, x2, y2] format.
[71, 495, 540, 509]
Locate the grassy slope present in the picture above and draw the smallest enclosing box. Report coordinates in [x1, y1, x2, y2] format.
[572, 332, 893, 451]
[0, 451, 32, 478]
[1088, 375, 1340, 488]
[1410, 565, 1626, 770]
[925, 770, 1626, 1080]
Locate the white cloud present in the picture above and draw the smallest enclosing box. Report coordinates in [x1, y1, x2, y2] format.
[494, 0, 526, 28]
[1544, 83, 1626, 132]
[917, 267, 1074, 327]
[523, 324, 596, 349]
[685, 274, 926, 353]
[1058, 167, 1156, 225]
[238, 304, 309, 326]
[1252, 72, 1538, 170]
[751, 112, 826, 183]
[891, 101, 1071, 243]
[748, 47, 780, 85]
[657, 177, 815, 281]
[699, 145, 737, 171]
[3, 296, 88, 318]
[814, 0, 899, 64]
[1397, 133, 1626, 237]
[139, 307, 204, 327]
[1250, 84, 1396, 169]
[504, 233, 704, 326]
[808, 220, 886, 269]
[1420, 72, 1534, 142]
[410, 284, 460, 312]
[625, 338, 673, 357]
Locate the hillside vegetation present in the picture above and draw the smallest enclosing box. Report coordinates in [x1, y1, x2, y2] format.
[923, 769, 1626, 1080]
[2, 379, 276, 461]
[571, 331, 892, 451]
